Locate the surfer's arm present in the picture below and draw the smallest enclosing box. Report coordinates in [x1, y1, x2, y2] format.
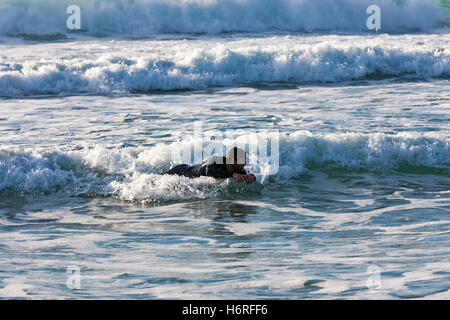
[204, 163, 233, 179]
[237, 168, 256, 179]
[234, 169, 256, 184]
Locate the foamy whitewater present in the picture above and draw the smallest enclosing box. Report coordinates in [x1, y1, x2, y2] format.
[0, 0, 449, 299]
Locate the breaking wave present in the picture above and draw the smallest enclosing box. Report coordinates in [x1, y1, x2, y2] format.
[1, 131, 448, 201]
[0, 0, 447, 37]
[1, 39, 449, 97]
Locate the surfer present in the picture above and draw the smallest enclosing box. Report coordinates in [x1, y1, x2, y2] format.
[164, 147, 256, 184]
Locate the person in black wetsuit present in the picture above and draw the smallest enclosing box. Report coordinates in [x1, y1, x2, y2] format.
[164, 147, 256, 184]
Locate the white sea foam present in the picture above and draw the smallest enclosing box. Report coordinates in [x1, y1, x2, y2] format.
[1, 33, 449, 97]
[0, 131, 448, 200]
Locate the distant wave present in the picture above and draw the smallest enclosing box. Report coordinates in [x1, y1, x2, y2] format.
[0, 0, 447, 37]
[1, 38, 449, 97]
[1, 131, 448, 201]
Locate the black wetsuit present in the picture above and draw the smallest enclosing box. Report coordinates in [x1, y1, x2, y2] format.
[164, 156, 254, 179]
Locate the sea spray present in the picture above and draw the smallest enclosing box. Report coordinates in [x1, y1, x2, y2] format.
[0, 0, 445, 37]
[1, 35, 449, 97]
[1, 131, 448, 200]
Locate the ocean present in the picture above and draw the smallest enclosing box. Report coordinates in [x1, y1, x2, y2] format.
[0, 0, 449, 299]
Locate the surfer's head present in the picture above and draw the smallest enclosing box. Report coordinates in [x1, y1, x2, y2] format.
[225, 147, 246, 171]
